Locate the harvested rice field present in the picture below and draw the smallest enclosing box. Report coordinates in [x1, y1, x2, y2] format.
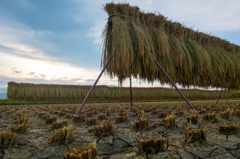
[1, 100, 240, 159]
[1, 1, 240, 159]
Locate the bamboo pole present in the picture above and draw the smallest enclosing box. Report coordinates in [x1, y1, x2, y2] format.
[226, 88, 230, 106]
[130, 76, 132, 107]
[153, 58, 195, 110]
[216, 88, 223, 105]
[75, 55, 113, 115]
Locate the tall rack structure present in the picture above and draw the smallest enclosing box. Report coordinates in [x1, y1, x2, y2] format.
[75, 3, 240, 115]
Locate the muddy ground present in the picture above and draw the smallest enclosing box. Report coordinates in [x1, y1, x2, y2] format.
[0, 100, 240, 159]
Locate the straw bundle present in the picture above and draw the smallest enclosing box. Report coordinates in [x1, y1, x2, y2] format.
[92, 120, 114, 137]
[220, 108, 231, 119]
[50, 126, 77, 144]
[162, 115, 176, 128]
[0, 131, 21, 149]
[218, 123, 239, 134]
[134, 116, 148, 131]
[64, 141, 97, 159]
[186, 110, 198, 124]
[51, 120, 68, 129]
[138, 136, 166, 154]
[102, 3, 240, 89]
[185, 127, 207, 143]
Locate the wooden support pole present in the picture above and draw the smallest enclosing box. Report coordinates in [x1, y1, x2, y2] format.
[153, 58, 195, 110]
[130, 76, 133, 107]
[226, 88, 230, 106]
[75, 55, 113, 115]
[216, 88, 223, 105]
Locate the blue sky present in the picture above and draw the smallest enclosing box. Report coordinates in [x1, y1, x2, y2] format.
[0, 0, 240, 96]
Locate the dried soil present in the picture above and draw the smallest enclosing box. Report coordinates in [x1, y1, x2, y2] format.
[0, 100, 240, 159]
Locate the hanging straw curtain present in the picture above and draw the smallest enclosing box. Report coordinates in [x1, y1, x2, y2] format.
[102, 3, 240, 89]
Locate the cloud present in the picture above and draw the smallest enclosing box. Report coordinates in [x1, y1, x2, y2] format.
[27, 72, 35, 75]
[0, 51, 101, 84]
[11, 68, 23, 75]
[0, 27, 57, 67]
[70, 78, 83, 82]
[0, 4, 102, 69]
[71, 0, 108, 45]
[0, 75, 82, 87]
[0, 6, 100, 83]
[13, 70, 22, 74]
[0, 34, 56, 62]
[0, 85, 7, 88]
[40, 74, 46, 78]
[0, 6, 65, 65]
[146, 0, 152, 5]
[86, 26, 103, 44]
[85, 79, 95, 82]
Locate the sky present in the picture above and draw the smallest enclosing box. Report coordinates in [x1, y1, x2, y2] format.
[0, 0, 240, 97]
